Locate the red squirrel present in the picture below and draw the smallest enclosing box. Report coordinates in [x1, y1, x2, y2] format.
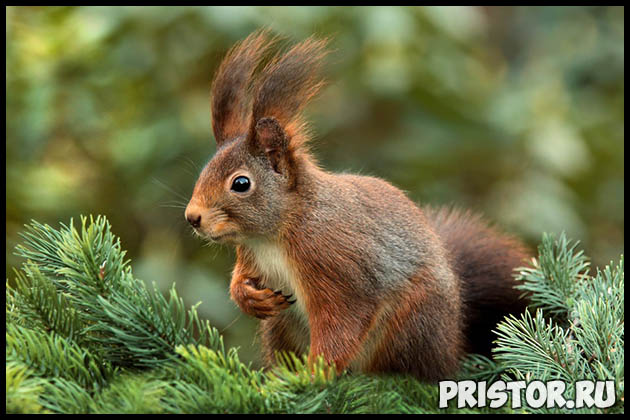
[185, 31, 529, 381]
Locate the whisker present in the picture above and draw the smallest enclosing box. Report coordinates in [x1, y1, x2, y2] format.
[220, 313, 243, 334]
[161, 199, 188, 204]
[159, 202, 188, 209]
[177, 163, 197, 178]
[159, 205, 188, 209]
[181, 156, 203, 174]
[152, 178, 190, 201]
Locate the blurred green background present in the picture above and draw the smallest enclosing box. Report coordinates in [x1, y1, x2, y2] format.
[6, 6, 624, 367]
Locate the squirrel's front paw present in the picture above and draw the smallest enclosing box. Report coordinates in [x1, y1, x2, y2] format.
[231, 278, 296, 319]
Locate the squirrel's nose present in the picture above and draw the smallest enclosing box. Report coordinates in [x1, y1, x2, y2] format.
[187, 213, 201, 228]
[185, 205, 202, 228]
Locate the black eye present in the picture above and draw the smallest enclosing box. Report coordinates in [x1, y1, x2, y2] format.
[231, 176, 251, 193]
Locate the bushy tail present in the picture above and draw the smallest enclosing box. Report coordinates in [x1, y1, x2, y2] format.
[423, 206, 530, 356]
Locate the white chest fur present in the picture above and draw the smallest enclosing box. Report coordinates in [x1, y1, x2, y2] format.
[247, 241, 294, 292]
[245, 240, 308, 322]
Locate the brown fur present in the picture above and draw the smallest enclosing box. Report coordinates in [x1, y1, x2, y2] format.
[368, 267, 463, 381]
[185, 32, 530, 382]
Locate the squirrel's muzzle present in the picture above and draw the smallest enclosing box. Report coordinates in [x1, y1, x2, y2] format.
[185, 202, 238, 243]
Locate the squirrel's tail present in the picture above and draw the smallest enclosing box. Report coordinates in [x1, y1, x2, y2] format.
[423, 206, 530, 356]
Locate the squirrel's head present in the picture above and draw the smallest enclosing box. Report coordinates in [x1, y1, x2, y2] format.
[185, 30, 328, 244]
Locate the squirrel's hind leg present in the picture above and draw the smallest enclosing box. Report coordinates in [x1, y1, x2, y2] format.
[366, 268, 465, 382]
[259, 310, 310, 369]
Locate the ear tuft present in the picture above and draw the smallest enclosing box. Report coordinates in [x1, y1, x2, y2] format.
[210, 30, 277, 146]
[250, 36, 329, 149]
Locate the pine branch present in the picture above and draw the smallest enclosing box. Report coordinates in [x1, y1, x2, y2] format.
[493, 309, 582, 382]
[514, 232, 591, 320]
[13, 216, 216, 369]
[6, 323, 114, 390]
[7, 265, 84, 342]
[491, 233, 624, 413]
[5, 218, 624, 413]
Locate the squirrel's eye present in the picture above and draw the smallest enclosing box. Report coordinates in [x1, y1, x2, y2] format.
[231, 176, 251, 193]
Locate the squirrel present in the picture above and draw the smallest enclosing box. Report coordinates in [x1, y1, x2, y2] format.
[185, 30, 530, 382]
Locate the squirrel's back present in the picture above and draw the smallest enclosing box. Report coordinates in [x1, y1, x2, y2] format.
[304, 174, 530, 356]
[291, 171, 454, 295]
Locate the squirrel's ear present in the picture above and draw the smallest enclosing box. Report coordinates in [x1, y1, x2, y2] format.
[251, 117, 289, 174]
